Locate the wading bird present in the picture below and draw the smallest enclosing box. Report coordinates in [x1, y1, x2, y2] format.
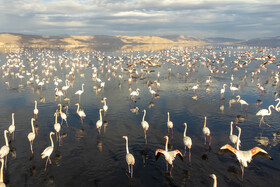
[202, 116, 211, 145]
[41, 132, 55, 171]
[27, 118, 36, 154]
[155, 136, 183, 176]
[8, 113, 15, 140]
[122, 136, 135, 178]
[219, 126, 272, 181]
[256, 105, 274, 127]
[0, 130, 9, 167]
[182, 123, 192, 162]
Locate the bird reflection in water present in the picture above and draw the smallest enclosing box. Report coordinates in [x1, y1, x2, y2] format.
[54, 151, 62, 166]
[103, 121, 108, 134]
[97, 136, 103, 152]
[148, 101, 155, 108]
[10, 146, 16, 158]
[30, 165, 36, 176]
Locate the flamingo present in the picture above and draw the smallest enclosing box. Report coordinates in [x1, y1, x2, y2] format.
[167, 112, 173, 135]
[27, 118, 36, 154]
[55, 88, 64, 101]
[220, 84, 227, 98]
[236, 95, 249, 111]
[230, 82, 239, 94]
[103, 97, 108, 112]
[229, 121, 241, 148]
[122, 136, 135, 178]
[41, 132, 55, 171]
[182, 123, 192, 162]
[0, 130, 9, 167]
[75, 103, 86, 120]
[219, 126, 272, 181]
[34, 100, 38, 119]
[0, 158, 5, 186]
[275, 98, 280, 112]
[192, 84, 199, 94]
[96, 109, 103, 134]
[130, 88, 140, 98]
[62, 79, 70, 93]
[148, 86, 156, 98]
[202, 116, 211, 145]
[209, 174, 217, 187]
[54, 113, 61, 145]
[141, 110, 149, 143]
[256, 105, 274, 127]
[58, 104, 68, 127]
[75, 83, 85, 96]
[155, 136, 183, 176]
[8, 113, 15, 140]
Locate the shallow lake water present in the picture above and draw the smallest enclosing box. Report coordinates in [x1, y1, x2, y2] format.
[0, 45, 280, 186]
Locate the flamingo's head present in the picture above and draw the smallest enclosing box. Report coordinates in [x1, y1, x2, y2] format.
[142, 110, 146, 112]
[122, 136, 127, 139]
[163, 136, 168, 139]
[209, 174, 216, 180]
[235, 125, 241, 131]
[182, 123, 187, 127]
[275, 98, 280, 101]
[50, 132, 55, 135]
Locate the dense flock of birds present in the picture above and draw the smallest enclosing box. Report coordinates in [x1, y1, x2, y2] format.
[0, 45, 280, 186]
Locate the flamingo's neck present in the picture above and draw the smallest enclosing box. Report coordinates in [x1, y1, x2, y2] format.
[213, 176, 217, 187]
[268, 105, 273, 114]
[82, 84, 84, 92]
[12, 113, 14, 125]
[184, 124, 187, 137]
[126, 138, 129, 154]
[165, 137, 169, 151]
[76, 104, 80, 113]
[204, 117, 207, 128]
[31, 119, 35, 135]
[50, 133, 54, 147]
[167, 112, 170, 121]
[35, 101, 37, 109]
[142, 110, 146, 122]
[4, 131, 8, 146]
[55, 114, 58, 124]
[236, 128, 241, 150]
[230, 122, 233, 135]
[99, 109, 102, 121]
[59, 104, 62, 112]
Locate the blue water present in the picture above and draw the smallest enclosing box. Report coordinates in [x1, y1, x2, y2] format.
[0, 45, 279, 186]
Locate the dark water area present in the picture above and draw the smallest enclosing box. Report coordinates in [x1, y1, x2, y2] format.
[0, 46, 280, 186]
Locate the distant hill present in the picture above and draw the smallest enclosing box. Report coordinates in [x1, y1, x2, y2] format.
[205, 37, 242, 43]
[240, 36, 280, 47]
[0, 33, 279, 51]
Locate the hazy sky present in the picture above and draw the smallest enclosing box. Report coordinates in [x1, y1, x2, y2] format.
[0, 0, 279, 39]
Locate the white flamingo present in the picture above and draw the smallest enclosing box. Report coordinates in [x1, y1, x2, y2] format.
[96, 109, 103, 134]
[155, 136, 183, 175]
[230, 82, 239, 94]
[236, 95, 249, 111]
[229, 121, 241, 148]
[8, 113, 15, 140]
[103, 97, 108, 112]
[220, 83, 227, 97]
[75, 103, 86, 120]
[167, 112, 173, 135]
[41, 132, 55, 171]
[256, 105, 274, 127]
[219, 126, 272, 181]
[58, 104, 68, 127]
[54, 113, 61, 145]
[0, 130, 9, 167]
[55, 88, 64, 101]
[141, 109, 149, 142]
[122, 136, 135, 178]
[34, 100, 38, 119]
[27, 118, 36, 154]
[130, 88, 140, 98]
[183, 123, 192, 162]
[75, 83, 85, 96]
[202, 116, 211, 145]
[148, 86, 156, 97]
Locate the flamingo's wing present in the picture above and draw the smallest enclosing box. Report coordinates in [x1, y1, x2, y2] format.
[174, 150, 184, 161]
[251, 147, 273, 160]
[217, 144, 237, 157]
[155, 149, 165, 161]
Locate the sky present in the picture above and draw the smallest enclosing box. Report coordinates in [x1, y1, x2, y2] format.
[0, 0, 279, 39]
